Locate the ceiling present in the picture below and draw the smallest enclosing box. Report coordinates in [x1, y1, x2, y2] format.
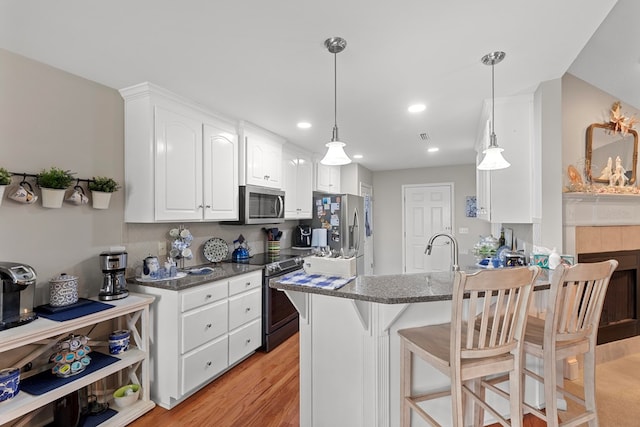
[0, 0, 625, 171]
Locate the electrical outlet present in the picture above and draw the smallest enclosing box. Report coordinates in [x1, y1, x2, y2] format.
[157, 241, 167, 256]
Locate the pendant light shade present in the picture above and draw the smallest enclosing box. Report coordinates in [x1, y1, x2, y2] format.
[477, 51, 510, 171]
[321, 37, 352, 166]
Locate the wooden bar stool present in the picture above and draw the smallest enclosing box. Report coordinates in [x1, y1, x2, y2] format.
[399, 266, 540, 427]
[521, 260, 617, 427]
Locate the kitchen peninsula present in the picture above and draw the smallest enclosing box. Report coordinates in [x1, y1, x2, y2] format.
[271, 268, 551, 427]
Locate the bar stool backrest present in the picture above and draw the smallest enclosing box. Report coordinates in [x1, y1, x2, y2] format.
[452, 266, 540, 361]
[545, 260, 618, 346]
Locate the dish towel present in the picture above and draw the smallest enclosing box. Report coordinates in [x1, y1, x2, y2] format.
[278, 271, 355, 290]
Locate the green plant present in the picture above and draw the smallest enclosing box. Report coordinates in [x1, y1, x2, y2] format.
[37, 167, 74, 189]
[0, 168, 11, 185]
[88, 176, 121, 193]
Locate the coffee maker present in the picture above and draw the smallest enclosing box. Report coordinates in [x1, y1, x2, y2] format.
[293, 224, 312, 248]
[99, 251, 129, 301]
[0, 262, 38, 330]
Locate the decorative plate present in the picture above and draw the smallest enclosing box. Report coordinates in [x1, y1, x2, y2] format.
[203, 237, 229, 263]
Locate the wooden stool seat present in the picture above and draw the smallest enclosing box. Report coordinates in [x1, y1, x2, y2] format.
[399, 266, 540, 427]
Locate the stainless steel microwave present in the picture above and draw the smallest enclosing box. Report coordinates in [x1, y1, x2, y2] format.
[225, 185, 285, 225]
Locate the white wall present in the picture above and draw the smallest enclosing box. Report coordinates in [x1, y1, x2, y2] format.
[372, 164, 490, 274]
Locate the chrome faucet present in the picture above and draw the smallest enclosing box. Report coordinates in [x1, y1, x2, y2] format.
[425, 232, 460, 271]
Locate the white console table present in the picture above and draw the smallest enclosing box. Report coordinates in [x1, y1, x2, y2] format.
[0, 293, 155, 426]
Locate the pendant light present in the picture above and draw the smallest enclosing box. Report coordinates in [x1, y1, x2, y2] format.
[321, 37, 352, 166]
[477, 51, 510, 171]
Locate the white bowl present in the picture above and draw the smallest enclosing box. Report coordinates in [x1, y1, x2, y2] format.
[113, 384, 140, 408]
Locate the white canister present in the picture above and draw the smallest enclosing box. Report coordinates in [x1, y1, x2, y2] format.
[49, 274, 79, 307]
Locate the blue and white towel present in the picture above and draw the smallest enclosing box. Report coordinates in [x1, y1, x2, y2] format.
[278, 271, 355, 290]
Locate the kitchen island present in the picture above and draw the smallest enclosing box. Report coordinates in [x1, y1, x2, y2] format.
[271, 268, 551, 427]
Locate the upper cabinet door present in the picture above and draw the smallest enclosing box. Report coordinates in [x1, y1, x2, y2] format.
[315, 163, 341, 193]
[155, 106, 203, 221]
[283, 147, 313, 219]
[203, 122, 239, 221]
[296, 152, 313, 218]
[245, 130, 282, 189]
[475, 95, 535, 223]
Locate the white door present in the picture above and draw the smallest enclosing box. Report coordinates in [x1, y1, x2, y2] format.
[360, 182, 374, 275]
[403, 184, 453, 273]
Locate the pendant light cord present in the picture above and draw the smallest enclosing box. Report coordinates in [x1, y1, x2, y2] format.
[491, 61, 495, 136]
[334, 51, 338, 129]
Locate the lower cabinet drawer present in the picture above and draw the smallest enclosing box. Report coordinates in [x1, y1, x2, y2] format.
[228, 288, 261, 331]
[181, 300, 228, 353]
[228, 318, 261, 365]
[181, 335, 228, 395]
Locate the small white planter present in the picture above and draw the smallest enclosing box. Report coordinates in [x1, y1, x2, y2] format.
[41, 188, 66, 208]
[91, 191, 112, 209]
[0, 185, 6, 207]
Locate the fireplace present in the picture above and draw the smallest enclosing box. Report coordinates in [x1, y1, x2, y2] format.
[578, 250, 640, 344]
[563, 194, 640, 344]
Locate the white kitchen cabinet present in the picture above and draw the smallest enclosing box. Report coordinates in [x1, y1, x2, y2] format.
[0, 294, 155, 426]
[120, 82, 238, 223]
[315, 162, 341, 193]
[283, 145, 313, 219]
[128, 270, 262, 409]
[475, 94, 535, 223]
[240, 123, 283, 189]
[203, 121, 239, 220]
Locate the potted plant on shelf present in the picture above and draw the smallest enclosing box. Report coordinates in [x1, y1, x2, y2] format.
[37, 167, 74, 208]
[0, 167, 11, 206]
[88, 176, 121, 209]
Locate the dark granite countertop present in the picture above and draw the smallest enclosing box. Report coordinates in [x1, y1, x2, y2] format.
[126, 262, 264, 291]
[270, 267, 551, 304]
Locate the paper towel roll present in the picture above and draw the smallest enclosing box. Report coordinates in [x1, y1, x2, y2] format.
[311, 228, 327, 247]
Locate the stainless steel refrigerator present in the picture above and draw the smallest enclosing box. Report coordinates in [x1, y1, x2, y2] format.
[312, 192, 365, 275]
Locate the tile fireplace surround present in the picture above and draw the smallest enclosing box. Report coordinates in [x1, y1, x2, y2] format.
[563, 193, 640, 255]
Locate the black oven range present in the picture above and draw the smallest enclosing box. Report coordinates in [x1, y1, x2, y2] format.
[226, 251, 307, 352]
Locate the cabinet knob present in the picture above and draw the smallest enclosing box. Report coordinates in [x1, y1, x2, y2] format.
[205, 205, 211, 208]
[198, 205, 204, 209]
[206, 361, 212, 367]
[245, 307, 251, 312]
[205, 294, 212, 299]
[206, 323, 212, 329]
[245, 338, 251, 344]
[245, 282, 251, 287]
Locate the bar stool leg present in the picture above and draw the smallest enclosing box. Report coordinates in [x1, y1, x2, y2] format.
[544, 351, 559, 427]
[584, 344, 598, 427]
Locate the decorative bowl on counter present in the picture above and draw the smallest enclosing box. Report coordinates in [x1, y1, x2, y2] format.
[113, 384, 140, 408]
[0, 368, 20, 402]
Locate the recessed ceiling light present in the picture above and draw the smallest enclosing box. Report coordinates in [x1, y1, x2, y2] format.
[427, 147, 439, 153]
[408, 104, 426, 113]
[297, 122, 312, 129]
[353, 154, 363, 159]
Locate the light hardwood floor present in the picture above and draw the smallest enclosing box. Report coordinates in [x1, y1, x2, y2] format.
[131, 333, 299, 427]
[131, 332, 545, 427]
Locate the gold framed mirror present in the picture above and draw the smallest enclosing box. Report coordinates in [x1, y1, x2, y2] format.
[586, 123, 638, 185]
